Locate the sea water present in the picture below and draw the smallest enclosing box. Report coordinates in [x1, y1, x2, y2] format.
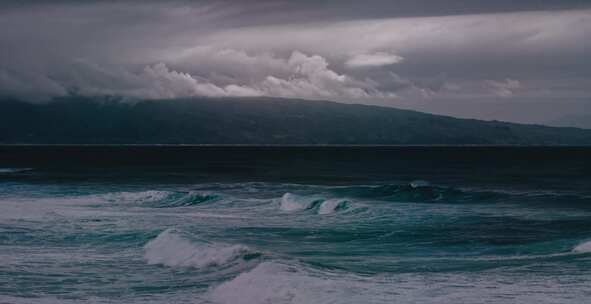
[1, 146, 590, 303]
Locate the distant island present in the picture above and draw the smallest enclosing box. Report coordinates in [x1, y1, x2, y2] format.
[1, 96, 591, 145]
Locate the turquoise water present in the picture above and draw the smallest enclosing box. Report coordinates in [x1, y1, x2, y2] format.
[1, 146, 591, 303]
[1, 176, 591, 303]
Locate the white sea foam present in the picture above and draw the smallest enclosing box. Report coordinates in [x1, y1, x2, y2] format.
[144, 229, 252, 269]
[279, 193, 319, 212]
[102, 190, 173, 204]
[317, 198, 348, 215]
[209, 262, 427, 304]
[209, 260, 591, 304]
[0, 196, 116, 220]
[279, 193, 350, 214]
[209, 262, 357, 304]
[573, 240, 591, 253]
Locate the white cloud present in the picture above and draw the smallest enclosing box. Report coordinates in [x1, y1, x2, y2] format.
[118, 63, 264, 98]
[224, 84, 263, 97]
[24, 51, 396, 101]
[345, 52, 403, 68]
[54, 61, 258, 100]
[0, 70, 67, 102]
[251, 51, 398, 99]
[485, 79, 522, 97]
[170, 47, 292, 83]
[2, 3, 589, 108]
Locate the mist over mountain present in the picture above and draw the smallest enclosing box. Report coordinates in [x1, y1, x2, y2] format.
[546, 114, 591, 130]
[1, 97, 591, 145]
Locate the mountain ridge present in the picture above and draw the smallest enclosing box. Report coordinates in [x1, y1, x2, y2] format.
[1, 96, 591, 145]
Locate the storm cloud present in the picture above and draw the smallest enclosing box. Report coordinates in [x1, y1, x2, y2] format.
[0, 0, 590, 124]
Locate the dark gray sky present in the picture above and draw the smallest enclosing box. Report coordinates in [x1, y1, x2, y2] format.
[1, 0, 590, 124]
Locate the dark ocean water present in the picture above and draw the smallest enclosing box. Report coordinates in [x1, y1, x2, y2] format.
[1, 146, 590, 303]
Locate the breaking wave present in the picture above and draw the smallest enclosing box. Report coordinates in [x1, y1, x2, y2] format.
[279, 193, 349, 214]
[208, 262, 371, 304]
[208, 257, 591, 304]
[573, 240, 591, 253]
[144, 229, 259, 269]
[318, 198, 349, 215]
[279, 193, 322, 212]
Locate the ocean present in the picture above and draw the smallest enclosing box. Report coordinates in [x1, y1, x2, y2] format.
[1, 146, 590, 303]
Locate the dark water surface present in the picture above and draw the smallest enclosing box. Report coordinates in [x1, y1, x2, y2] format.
[1, 146, 590, 303]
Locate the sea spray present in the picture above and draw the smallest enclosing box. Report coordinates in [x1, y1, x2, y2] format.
[144, 229, 254, 269]
[317, 199, 349, 215]
[279, 193, 322, 212]
[280, 193, 349, 214]
[573, 240, 591, 253]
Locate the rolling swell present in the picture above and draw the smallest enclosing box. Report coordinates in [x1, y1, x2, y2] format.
[330, 183, 495, 203]
[208, 259, 591, 304]
[104, 190, 220, 208]
[328, 182, 591, 207]
[2, 176, 591, 303]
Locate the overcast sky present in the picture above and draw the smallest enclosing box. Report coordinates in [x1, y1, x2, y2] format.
[1, 0, 590, 124]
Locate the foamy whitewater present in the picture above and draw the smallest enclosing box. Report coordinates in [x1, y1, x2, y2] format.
[1, 178, 591, 303]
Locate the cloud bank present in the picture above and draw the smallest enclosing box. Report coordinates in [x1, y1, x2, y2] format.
[0, 1, 590, 123]
[345, 53, 404, 68]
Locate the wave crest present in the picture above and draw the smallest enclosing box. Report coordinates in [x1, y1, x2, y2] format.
[106, 190, 172, 203]
[210, 262, 310, 304]
[104, 190, 219, 208]
[279, 193, 349, 214]
[573, 240, 591, 253]
[410, 180, 431, 188]
[279, 193, 322, 212]
[150, 192, 219, 208]
[209, 262, 392, 304]
[318, 199, 349, 215]
[144, 229, 257, 269]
